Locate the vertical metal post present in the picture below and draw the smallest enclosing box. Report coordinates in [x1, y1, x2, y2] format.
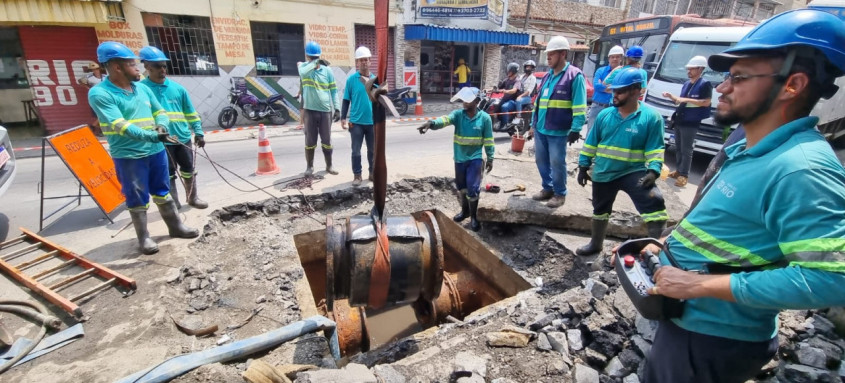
[39, 138, 46, 231]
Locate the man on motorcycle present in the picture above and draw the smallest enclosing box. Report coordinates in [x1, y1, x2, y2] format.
[494, 62, 523, 131]
[139, 46, 208, 210]
[515, 60, 538, 120]
[88, 41, 198, 255]
[299, 40, 341, 176]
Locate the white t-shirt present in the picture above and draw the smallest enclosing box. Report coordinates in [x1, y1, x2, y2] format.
[518, 73, 537, 97]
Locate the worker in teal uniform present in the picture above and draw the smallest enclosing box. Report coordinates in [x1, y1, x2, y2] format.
[632, 10, 845, 383]
[299, 41, 341, 176]
[417, 87, 494, 232]
[576, 67, 668, 256]
[139, 46, 208, 210]
[88, 41, 198, 255]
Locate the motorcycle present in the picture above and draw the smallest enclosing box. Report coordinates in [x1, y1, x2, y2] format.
[386, 86, 411, 115]
[477, 89, 531, 137]
[217, 79, 289, 129]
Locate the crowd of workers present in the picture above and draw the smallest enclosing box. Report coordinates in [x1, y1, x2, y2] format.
[83, 8, 845, 382]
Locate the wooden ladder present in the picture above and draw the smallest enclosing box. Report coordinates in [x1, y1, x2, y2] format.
[0, 228, 136, 318]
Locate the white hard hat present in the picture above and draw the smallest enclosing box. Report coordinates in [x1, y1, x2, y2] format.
[685, 55, 708, 68]
[608, 45, 624, 56]
[355, 46, 372, 59]
[451, 87, 480, 103]
[545, 36, 570, 52]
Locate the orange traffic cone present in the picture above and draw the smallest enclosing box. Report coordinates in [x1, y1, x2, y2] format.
[256, 124, 280, 175]
[415, 92, 424, 116]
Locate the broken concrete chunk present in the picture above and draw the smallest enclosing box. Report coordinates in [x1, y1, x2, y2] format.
[567, 329, 584, 351]
[188, 278, 201, 292]
[371, 364, 406, 383]
[453, 351, 488, 377]
[295, 363, 377, 383]
[536, 333, 553, 351]
[486, 331, 530, 348]
[777, 363, 840, 383]
[547, 358, 569, 375]
[635, 315, 658, 342]
[605, 356, 627, 378]
[528, 313, 556, 331]
[622, 373, 641, 383]
[572, 363, 600, 383]
[795, 344, 828, 369]
[584, 278, 609, 299]
[631, 335, 651, 357]
[546, 331, 570, 356]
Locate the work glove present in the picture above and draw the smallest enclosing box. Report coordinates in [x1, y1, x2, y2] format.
[333, 109, 341, 123]
[485, 159, 494, 174]
[567, 130, 581, 145]
[418, 121, 432, 134]
[195, 135, 205, 148]
[638, 170, 659, 189]
[318, 59, 331, 67]
[577, 166, 591, 187]
[157, 132, 178, 144]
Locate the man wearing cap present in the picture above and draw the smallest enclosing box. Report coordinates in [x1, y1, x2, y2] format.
[454, 58, 471, 89]
[341, 46, 376, 186]
[661, 55, 713, 187]
[299, 41, 341, 176]
[417, 87, 494, 232]
[88, 42, 198, 255]
[604, 46, 648, 93]
[588, 45, 624, 133]
[139, 46, 208, 210]
[528, 35, 587, 209]
[79, 62, 106, 135]
[576, 67, 667, 256]
[635, 10, 845, 382]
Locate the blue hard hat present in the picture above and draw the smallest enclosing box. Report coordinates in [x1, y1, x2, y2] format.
[609, 67, 644, 89]
[139, 46, 169, 62]
[709, 9, 845, 75]
[626, 46, 644, 60]
[305, 41, 322, 56]
[97, 41, 139, 63]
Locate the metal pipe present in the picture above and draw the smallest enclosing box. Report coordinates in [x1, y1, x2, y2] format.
[115, 316, 341, 383]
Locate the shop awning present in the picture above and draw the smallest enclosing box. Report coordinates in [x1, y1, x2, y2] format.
[404, 24, 529, 45]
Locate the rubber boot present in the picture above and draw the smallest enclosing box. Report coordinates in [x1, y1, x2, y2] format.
[304, 148, 315, 176]
[576, 219, 609, 256]
[129, 210, 159, 255]
[646, 220, 667, 240]
[453, 190, 469, 222]
[155, 197, 199, 238]
[169, 177, 182, 210]
[469, 198, 481, 232]
[186, 176, 208, 209]
[324, 149, 338, 175]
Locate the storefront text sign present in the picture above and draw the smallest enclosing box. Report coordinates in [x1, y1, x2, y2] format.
[306, 24, 352, 67]
[212, 17, 256, 67]
[419, 0, 489, 18]
[94, 21, 147, 54]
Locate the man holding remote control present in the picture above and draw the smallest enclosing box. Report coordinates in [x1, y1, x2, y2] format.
[636, 10, 845, 383]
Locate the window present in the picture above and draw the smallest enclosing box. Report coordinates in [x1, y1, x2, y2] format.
[251, 22, 303, 76]
[0, 28, 27, 89]
[143, 13, 218, 76]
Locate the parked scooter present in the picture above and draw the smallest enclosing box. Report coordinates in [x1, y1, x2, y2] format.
[386, 87, 411, 115]
[217, 78, 289, 129]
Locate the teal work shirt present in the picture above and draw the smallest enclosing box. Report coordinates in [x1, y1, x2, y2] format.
[664, 116, 845, 342]
[535, 63, 587, 136]
[140, 78, 203, 145]
[430, 109, 494, 163]
[578, 102, 665, 182]
[299, 60, 340, 113]
[88, 78, 168, 159]
[604, 65, 648, 89]
[343, 72, 376, 125]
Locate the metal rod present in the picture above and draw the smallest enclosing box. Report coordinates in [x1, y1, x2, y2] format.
[115, 316, 341, 383]
[40, 138, 46, 232]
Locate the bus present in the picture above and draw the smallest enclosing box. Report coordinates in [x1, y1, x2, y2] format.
[584, 15, 756, 82]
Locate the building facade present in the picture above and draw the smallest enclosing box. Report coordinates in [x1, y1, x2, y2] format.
[0, 0, 405, 134]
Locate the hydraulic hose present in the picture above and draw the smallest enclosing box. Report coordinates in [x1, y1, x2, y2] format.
[0, 300, 62, 374]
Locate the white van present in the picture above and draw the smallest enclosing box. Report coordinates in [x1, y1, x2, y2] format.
[643, 26, 752, 155]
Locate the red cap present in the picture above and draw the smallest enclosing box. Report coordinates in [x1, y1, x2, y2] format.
[623, 255, 636, 268]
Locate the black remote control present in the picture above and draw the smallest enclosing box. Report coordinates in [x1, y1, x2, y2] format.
[615, 238, 684, 321]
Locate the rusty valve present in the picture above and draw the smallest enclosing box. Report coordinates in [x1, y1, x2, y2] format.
[325, 211, 444, 312]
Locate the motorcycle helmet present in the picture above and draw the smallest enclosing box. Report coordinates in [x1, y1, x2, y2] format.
[507, 62, 520, 75]
[523, 60, 536, 70]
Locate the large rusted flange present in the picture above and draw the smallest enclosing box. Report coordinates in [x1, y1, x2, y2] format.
[416, 210, 444, 302]
[328, 299, 370, 357]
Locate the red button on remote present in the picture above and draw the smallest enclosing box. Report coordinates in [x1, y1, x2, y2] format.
[623, 255, 636, 268]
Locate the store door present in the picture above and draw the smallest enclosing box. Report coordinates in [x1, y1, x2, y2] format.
[354, 25, 395, 89]
[18, 26, 99, 135]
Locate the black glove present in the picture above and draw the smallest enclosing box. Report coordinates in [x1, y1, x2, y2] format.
[333, 109, 341, 123]
[577, 166, 591, 187]
[485, 159, 494, 174]
[157, 133, 178, 144]
[567, 130, 581, 145]
[638, 170, 659, 189]
[318, 59, 331, 67]
[195, 135, 205, 148]
[418, 121, 432, 134]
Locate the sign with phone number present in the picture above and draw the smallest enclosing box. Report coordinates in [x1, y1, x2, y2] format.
[420, 5, 487, 17]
